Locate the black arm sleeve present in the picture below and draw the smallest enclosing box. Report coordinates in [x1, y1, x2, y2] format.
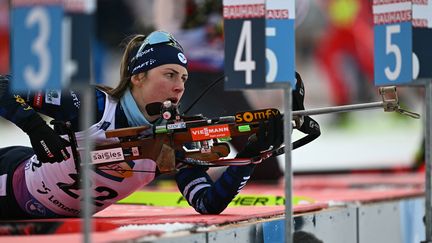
[0, 74, 41, 132]
[0, 75, 93, 132]
[175, 164, 255, 214]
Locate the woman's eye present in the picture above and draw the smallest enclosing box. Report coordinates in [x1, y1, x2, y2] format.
[166, 73, 174, 78]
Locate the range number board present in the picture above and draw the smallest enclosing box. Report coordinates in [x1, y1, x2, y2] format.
[223, 0, 266, 89]
[373, 0, 432, 85]
[11, 1, 63, 91]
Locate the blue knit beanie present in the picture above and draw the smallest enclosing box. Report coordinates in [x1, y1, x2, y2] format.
[128, 42, 188, 76]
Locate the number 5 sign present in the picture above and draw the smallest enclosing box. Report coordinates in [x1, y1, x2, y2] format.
[373, 0, 432, 85]
[266, 0, 295, 86]
[223, 0, 266, 90]
[11, 0, 63, 91]
[373, 1, 412, 85]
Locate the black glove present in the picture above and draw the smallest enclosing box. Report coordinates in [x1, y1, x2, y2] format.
[24, 114, 71, 163]
[293, 116, 321, 150]
[292, 72, 305, 111]
[237, 113, 283, 158]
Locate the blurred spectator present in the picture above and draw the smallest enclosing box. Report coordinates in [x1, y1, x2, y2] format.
[315, 0, 374, 107]
[124, 0, 156, 32]
[94, 0, 141, 85]
[96, 0, 139, 48]
[0, 0, 9, 74]
[182, 0, 221, 30]
[174, 0, 224, 72]
[154, 0, 186, 33]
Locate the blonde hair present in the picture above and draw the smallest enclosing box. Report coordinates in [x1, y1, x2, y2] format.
[98, 34, 147, 99]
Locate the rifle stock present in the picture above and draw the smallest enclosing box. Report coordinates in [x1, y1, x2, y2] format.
[92, 121, 261, 173]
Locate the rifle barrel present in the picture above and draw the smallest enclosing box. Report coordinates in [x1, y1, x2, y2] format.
[293, 101, 384, 116]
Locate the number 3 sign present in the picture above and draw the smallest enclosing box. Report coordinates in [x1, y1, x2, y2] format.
[11, 1, 63, 91]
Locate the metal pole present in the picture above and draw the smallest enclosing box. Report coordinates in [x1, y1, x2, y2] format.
[65, 5, 95, 242]
[65, 15, 94, 243]
[292, 102, 384, 116]
[80, 87, 94, 243]
[284, 85, 293, 243]
[424, 81, 432, 243]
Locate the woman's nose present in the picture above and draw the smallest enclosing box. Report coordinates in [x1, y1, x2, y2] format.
[173, 79, 185, 93]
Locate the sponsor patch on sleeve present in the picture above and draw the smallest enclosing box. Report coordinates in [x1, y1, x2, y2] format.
[33, 92, 44, 108]
[45, 90, 61, 106]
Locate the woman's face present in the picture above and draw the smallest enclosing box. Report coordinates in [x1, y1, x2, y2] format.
[131, 64, 188, 121]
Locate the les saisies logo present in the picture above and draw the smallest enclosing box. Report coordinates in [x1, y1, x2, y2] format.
[190, 124, 231, 141]
[91, 148, 124, 164]
[235, 108, 280, 124]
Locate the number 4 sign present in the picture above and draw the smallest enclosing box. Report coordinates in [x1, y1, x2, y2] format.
[223, 0, 266, 90]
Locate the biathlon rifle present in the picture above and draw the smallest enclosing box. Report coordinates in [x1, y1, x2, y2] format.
[88, 103, 289, 173]
[78, 85, 418, 174]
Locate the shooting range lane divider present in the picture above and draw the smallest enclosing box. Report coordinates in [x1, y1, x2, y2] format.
[116, 191, 315, 207]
